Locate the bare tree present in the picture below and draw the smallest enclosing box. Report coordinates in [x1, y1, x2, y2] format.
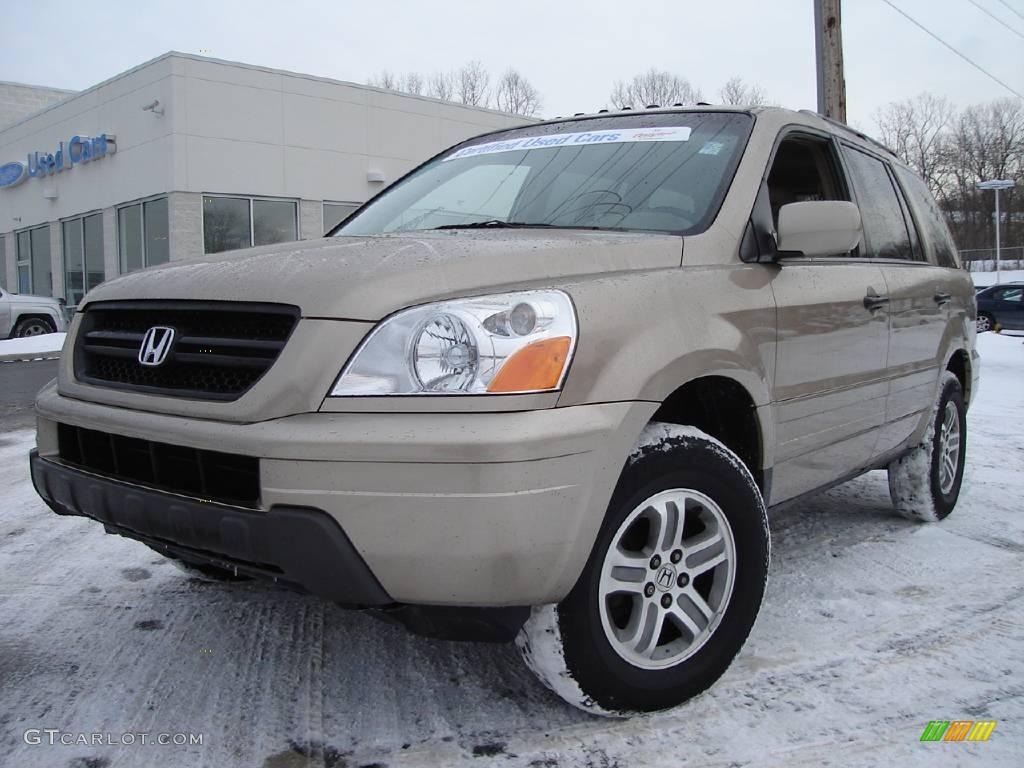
[873, 93, 952, 198]
[718, 77, 769, 106]
[429, 71, 455, 101]
[945, 98, 1024, 251]
[494, 68, 542, 116]
[874, 93, 1024, 255]
[369, 62, 543, 113]
[368, 71, 399, 91]
[402, 72, 424, 96]
[456, 60, 490, 107]
[609, 69, 703, 109]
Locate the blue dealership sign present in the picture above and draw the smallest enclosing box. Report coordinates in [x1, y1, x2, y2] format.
[0, 161, 26, 188]
[0, 133, 116, 190]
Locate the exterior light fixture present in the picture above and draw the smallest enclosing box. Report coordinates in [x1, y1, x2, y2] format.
[977, 179, 1016, 285]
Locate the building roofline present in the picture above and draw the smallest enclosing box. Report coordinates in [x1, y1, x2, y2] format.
[0, 80, 77, 94]
[0, 51, 532, 137]
[160, 51, 534, 120]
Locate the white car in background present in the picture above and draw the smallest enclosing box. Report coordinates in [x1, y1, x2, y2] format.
[0, 286, 69, 338]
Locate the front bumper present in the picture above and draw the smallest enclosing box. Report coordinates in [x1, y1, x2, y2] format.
[35, 383, 655, 605]
[30, 450, 390, 605]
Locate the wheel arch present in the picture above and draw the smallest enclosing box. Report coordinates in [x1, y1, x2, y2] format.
[945, 347, 973, 407]
[11, 312, 57, 337]
[646, 373, 770, 495]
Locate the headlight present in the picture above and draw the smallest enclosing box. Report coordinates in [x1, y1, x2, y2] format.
[330, 290, 577, 396]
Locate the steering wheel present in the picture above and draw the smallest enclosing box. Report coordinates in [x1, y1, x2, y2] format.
[558, 189, 630, 223]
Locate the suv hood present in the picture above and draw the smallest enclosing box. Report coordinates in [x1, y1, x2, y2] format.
[81, 230, 682, 319]
[5, 291, 62, 307]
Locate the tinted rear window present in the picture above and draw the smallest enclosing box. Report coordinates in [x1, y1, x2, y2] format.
[842, 146, 915, 260]
[893, 165, 960, 268]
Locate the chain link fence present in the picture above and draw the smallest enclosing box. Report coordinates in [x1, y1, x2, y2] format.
[959, 246, 1024, 272]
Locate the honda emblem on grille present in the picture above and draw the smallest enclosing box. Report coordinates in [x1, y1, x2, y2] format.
[138, 326, 176, 367]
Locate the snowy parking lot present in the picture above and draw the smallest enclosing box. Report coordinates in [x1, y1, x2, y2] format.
[1, 333, 1021, 768]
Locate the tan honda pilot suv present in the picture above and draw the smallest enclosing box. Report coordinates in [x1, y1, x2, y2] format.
[30, 107, 977, 716]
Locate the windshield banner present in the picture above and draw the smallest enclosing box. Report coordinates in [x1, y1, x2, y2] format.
[444, 126, 693, 162]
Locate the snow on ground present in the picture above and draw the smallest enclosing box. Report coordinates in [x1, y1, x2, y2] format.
[0, 335, 1022, 767]
[0, 332, 66, 360]
[972, 268, 1024, 287]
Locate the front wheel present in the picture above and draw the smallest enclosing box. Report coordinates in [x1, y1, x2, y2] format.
[888, 371, 967, 522]
[517, 423, 769, 716]
[13, 317, 53, 338]
[976, 313, 994, 333]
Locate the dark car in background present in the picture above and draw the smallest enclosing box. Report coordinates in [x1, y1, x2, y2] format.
[976, 283, 1024, 332]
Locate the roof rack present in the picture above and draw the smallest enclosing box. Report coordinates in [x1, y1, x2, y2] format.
[798, 109, 899, 159]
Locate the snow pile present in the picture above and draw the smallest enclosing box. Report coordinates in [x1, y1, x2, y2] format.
[0, 332, 66, 360]
[972, 268, 1024, 287]
[516, 606, 620, 717]
[886, 372, 951, 521]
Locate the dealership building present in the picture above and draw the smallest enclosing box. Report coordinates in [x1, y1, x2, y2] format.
[0, 53, 528, 308]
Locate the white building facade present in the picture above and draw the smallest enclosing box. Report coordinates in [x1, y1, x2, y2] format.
[0, 53, 528, 307]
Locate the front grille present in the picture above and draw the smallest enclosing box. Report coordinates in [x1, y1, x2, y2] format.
[73, 301, 300, 401]
[57, 423, 260, 508]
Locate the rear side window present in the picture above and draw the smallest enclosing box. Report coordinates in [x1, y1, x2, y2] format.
[992, 286, 1023, 302]
[842, 146, 914, 260]
[892, 166, 960, 268]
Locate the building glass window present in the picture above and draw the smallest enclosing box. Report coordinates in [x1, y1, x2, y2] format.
[203, 195, 296, 254]
[0, 236, 5, 289]
[15, 225, 52, 295]
[144, 197, 169, 266]
[63, 213, 105, 307]
[324, 202, 360, 234]
[119, 198, 169, 273]
[16, 231, 30, 293]
[253, 199, 297, 246]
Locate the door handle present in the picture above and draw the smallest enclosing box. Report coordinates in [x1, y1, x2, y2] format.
[934, 292, 952, 306]
[863, 293, 890, 311]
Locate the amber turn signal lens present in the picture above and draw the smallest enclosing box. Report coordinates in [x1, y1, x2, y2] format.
[487, 336, 572, 393]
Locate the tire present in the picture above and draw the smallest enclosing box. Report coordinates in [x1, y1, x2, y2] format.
[516, 423, 770, 716]
[976, 313, 994, 333]
[13, 317, 53, 338]
[888, 371, 966, 522]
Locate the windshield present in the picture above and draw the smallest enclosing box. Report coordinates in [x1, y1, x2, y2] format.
[333, 112, 753, 237]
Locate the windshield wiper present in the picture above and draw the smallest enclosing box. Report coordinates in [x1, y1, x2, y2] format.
[430, 219, 610, 231]
[432, 220, 557, 230]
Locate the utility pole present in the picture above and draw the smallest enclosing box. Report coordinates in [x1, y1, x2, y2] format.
[814, 0, 847, 123]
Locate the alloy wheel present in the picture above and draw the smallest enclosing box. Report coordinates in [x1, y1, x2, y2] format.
[938, 401, 961, 495]
[598, 488, 737, 670]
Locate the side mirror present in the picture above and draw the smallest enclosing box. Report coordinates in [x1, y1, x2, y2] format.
[776, 201, 862, 258]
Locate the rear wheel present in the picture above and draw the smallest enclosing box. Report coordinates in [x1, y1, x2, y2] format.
[13, 317, 53, 338]
[976, 313, 994, 333]
[888, 372, 966, 522]
[517, 423, 769, 716]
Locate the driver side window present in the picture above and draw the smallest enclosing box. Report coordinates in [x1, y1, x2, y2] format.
[766, 136, 848, 231]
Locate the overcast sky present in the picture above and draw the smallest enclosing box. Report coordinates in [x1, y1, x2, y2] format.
[1, 0, 1021, 130]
